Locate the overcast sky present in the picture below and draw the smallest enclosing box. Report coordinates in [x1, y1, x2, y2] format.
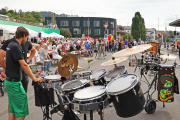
[1, 0, 180, 31]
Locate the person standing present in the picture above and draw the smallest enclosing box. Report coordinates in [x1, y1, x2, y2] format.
[118, 40, 122, 51]
[0, 36, 36, 93]
[3, 27, 43, 120]
[158, 34, 162, 55]
[125, 39, 128, 48]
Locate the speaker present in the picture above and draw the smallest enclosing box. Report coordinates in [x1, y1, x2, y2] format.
[0, 30, 3, 36]
[174, 31, 176, 35]
[38, 32, 41, 38]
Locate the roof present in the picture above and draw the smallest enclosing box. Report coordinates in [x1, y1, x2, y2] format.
[123, 26, 131, 30]
[169, 19, 180, 27]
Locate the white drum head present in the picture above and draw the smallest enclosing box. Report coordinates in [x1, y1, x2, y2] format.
[74, 86, 105, 100]
[106, 74, 138, 94]
[90, 69, 106, 80]
[44, 75, 61, 80]
[62, 79, 89, 90]
[159, 64, 174, 67]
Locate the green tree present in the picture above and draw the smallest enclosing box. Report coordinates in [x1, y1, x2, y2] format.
[51, 12, 55, 24]
[0, 8, 7, 15]
[18, 9, 24, 18]
[60, 29, 72, 37]
[123, 33, 133, 40]
[6, 12, 14, 18]
[7, 10, 15, 15]
[131, 12, 146, 41]
[24, 12, 37, 22]
[31, 11, 42, 23]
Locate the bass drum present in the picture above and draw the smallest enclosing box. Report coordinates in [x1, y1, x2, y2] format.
[106, 74, 145, 118]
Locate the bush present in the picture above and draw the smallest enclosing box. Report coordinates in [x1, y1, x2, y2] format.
[60, 29, 72, 38]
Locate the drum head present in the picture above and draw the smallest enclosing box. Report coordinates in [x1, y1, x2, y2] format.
[159, 64, 174, 67]
[90, 69, 106, 80]
[105, 66, 125, 78]
[44, 75, 61, 80]
[106, 74, 138, 95]
[62, 79, 89, 91]
[74, 86, 105, 100]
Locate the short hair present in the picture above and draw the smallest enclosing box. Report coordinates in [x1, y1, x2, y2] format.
[43, 43, 47, 47]
[15, 26, 29, 39]
[34, 44, 40, 49]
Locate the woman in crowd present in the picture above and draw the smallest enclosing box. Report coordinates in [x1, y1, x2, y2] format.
[52, 45, 62, 62]
[40, 43, 52, 72]
[32, 44, 44, 73]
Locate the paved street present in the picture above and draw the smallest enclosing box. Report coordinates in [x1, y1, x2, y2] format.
[1, 47, 180, 120]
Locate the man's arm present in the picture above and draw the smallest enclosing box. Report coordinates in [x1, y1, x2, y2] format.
[0, 50, 6, 70]
[27, 46, 36, 63]
[19, 60, 43, 82]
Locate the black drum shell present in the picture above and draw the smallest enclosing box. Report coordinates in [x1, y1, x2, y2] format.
[108, 82, 145, 118]
[34, 88, 54, 107]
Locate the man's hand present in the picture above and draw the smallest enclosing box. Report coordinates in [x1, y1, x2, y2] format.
[34, 77, 43, 83]
[27, 58, 31, 64]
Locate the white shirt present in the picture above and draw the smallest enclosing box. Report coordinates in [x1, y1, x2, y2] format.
[32, 50, 40, 64]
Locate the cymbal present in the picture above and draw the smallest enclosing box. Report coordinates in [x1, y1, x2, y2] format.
[160, 54, 177, 59]
[58, 54, 78, 78]
[101, 57, 128, 66]
[112, 44, 152, 57]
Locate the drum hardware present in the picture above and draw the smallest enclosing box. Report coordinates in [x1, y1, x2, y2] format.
[83, 58, 94, 70]
[101, 57, 128, 67]
[0, 78, 4, 96]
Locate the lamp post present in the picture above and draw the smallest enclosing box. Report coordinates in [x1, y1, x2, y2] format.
[88, 17, 89, 39]
[164, 23, 167, 48]
[158, 18, 159, 40]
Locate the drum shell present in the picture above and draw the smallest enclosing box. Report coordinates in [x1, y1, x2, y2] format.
[34, 88, 54, 107]
[108, 82, 145, 118]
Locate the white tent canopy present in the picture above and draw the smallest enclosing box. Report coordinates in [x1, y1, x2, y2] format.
[50, 32, 64, 38]
[0, 24, 38, 36]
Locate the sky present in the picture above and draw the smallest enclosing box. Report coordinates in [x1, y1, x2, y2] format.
[0, 0, 180, 31]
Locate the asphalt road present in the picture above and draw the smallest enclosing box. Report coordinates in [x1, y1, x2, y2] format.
[1, 47, 180, 120]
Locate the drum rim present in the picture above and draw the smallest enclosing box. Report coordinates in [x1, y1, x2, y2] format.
[159, 64, 174, 67]
[104, 67, 127, 81]
[73, 70, 92, 75]
[73, 86, 106, 101]
[106, 74, 139, 95]
[61, 79, 89, 91]
[90, 69, 106, 81]
[44, 75, 61, 80]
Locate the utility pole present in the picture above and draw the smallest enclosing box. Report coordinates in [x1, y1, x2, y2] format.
[164, 23, 167, 48]
[127, 22, 129, 40]
[158, 18, 159, 40]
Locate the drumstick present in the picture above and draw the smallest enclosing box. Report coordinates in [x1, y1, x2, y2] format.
[89, 81, 93, 86]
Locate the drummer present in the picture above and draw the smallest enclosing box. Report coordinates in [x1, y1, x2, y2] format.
[3, 27, 43, 120]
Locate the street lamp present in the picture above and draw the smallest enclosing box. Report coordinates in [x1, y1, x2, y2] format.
[164, 23, 167, 48]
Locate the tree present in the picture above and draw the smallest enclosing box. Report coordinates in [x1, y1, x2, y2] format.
[24, 12, 37, 23]
[51, 12, 55, 24]
[31, 11, 42, 23]
[7, 10, 15, 15]
[123, 34, 133, 40]
[18, 9, 24, 18]
[6, 12, 14, 18]
[131, 12, 146, 41]
[0, 8, 7, 15]
[60, 29, 72, 37]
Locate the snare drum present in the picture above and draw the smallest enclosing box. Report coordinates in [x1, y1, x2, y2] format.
[106, 74, 145, 118]
[61, 79, 90, 101]
[72, 86, 109, 112]
[70, 70, 92, 79]
[104, 66, 127, 84]
[42, 75, 62, 89]
[90, 69, 106, 85]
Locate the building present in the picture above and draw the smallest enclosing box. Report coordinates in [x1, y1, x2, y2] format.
[0, 14, 9, 21]
[123, 26, 131, 34]
[116, 25, 127, 39]
[146, 28, 156, 41]
[45, 17, 117, 38]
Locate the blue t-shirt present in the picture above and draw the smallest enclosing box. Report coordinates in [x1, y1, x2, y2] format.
[125, 41, 128, 45]
[85, 44, 90, 50]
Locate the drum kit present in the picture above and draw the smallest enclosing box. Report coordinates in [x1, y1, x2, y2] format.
[32, 44, 179, 120]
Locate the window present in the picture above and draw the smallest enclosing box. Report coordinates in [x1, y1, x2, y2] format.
[111, 22, 114, 28]
[94, 29, 100, 35]
[83, 20, 90, 27]
[73, 28, 81, 34]
[94, 21, 100, 27]
[111, 29, 115, 35]
[60, 21, 69, 26]
[84, 28, 91, 35]
[72, 20, 80, 26]
[62, 28, 69, 31]
[103, 21, 108, 25]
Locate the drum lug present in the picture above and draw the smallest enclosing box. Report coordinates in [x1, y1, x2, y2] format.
[115, 96, 119, 102]
[133, 88, 137, 96]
